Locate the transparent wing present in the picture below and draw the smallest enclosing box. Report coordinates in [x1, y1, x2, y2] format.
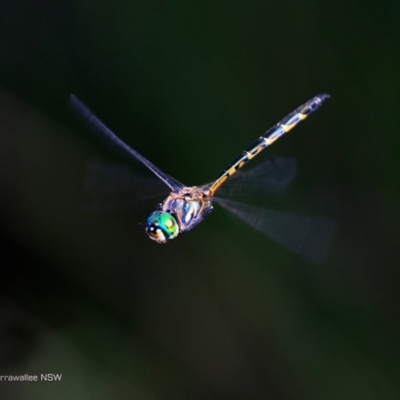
[213, 157, 297, 199]
[69, 94, 185, 193]
[214, 197, 335, 264]
[84, 159, 170, 210]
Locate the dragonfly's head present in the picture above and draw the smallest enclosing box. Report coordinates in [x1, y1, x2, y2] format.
[145, 211, 179, 243]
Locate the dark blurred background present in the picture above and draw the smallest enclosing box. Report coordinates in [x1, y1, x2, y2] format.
[0, 1, 399, 399]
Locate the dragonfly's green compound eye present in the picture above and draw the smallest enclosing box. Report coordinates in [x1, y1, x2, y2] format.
[145, 211, 179, 243]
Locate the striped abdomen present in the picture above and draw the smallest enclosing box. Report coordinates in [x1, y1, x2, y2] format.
[207, 94, 330, 196]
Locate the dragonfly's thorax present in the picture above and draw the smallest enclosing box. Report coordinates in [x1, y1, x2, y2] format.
[145, 186, 213, 243]
[161, 186, 213, 232]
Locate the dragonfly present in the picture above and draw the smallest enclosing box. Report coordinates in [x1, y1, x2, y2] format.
[69, 94, 334, 263]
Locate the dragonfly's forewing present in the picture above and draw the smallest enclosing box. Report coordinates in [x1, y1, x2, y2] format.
[69, 95, 185, 193]
[214, 197, 335, 264]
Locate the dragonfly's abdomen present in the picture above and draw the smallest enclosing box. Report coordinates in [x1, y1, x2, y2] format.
[208, 94, 329, 196]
